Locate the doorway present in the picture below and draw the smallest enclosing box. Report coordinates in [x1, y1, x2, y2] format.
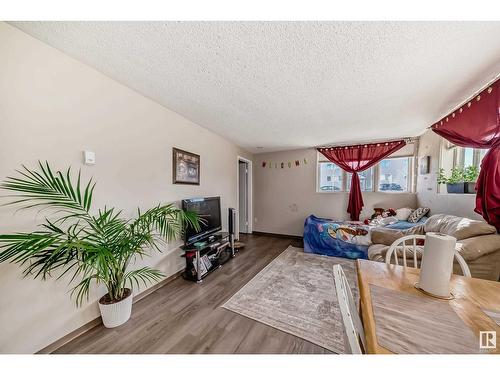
[237, 156, 252, 238]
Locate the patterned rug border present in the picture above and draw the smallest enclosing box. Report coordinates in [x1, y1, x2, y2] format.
[221, 245, 354, 353]
[221, 246, 321, 348]
[221, 245, 293, 305]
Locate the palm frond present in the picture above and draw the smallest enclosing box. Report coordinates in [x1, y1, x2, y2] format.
[70, 275, 100, 307]
[181, 209, 204, 234]
[124, 267, 164, 291]
[130, 203, 202, 243]
[0, 161, 94, 216]
[0, 162, 204, 307]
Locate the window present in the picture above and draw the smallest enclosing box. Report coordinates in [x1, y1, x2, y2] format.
[318, 162, 343, 191]
[378, 157, 410, 192]
[347, 168, 374, 192]
[453, 147, 487, 169]
[463, 148, 474, 168]
[439, 142, 487, 194]
[317, 152, 413, 193]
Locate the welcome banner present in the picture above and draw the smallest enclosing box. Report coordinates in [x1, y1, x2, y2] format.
[261, 158, 308, 169]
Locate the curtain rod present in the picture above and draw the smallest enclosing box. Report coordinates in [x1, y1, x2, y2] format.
[429, 73, 500, 128]
[315, 137, 417, 149]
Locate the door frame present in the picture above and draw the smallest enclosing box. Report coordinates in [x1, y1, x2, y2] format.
[236, 156, 253, 235]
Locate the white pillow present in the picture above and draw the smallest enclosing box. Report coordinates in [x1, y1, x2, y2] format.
[370, 216, 399, 227]
[395, 208, 414, 221]
[380, 216, 399, 226]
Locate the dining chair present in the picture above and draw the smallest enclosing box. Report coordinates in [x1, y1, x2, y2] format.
[385, 234, 471, 277]
[333, 264, 366, 354]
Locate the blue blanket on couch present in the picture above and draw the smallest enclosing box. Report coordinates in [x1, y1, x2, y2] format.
[303, 215, 369, 260]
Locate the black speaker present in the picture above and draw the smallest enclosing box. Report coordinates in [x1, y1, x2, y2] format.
[228, 207, 237, 257]
[228, 207, 237, 235]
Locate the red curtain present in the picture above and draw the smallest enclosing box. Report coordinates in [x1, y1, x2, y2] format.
[318, 140, 406, 221]
[431, 79, 500, 231]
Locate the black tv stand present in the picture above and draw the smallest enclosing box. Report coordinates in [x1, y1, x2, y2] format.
[181, 232, 234, 283]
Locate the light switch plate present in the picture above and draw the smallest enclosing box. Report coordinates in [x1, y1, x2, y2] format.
[83, 150, 96, 165]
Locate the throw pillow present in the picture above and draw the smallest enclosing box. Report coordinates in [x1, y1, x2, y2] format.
[395, 207, 414, 221]
[407, 207, 430, 223]
[424, 214, 496, 240]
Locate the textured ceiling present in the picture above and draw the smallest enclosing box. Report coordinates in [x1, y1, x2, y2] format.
[10, 21, 500, 153]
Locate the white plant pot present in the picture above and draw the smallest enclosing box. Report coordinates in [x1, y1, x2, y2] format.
[98, 289, 133, 328]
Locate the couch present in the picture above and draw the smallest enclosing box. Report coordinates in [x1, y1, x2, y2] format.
[368, 214, 500, 281]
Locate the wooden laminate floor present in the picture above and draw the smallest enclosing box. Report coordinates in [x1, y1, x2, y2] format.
[54, 234, 332, 354]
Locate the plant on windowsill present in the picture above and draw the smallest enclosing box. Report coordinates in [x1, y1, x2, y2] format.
[437, 167, 465, 194]
[0, 162, 201, 328]
[463, 165, 480, 194]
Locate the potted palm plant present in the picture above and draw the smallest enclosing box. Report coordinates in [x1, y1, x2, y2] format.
[463, 165, 479, 194]
[437, 167, 465, 194]
[0, 162, 200, 328]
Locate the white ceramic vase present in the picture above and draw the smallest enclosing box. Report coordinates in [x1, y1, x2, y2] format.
[98, 289, 133, 328]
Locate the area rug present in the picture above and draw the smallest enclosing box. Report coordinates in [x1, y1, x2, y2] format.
[221, 246, 358, 353]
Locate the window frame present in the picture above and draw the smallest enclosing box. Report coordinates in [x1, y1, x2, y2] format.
[453, 147, 485, 170]
[317, 160, 346, 192]
[376, 156, 412, 193]
[316, 153, 414, 194]
[438, 139, 486, 195]
[346, 168, 375, 193]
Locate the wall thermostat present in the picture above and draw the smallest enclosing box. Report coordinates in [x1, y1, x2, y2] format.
[83, 150, 96, 165]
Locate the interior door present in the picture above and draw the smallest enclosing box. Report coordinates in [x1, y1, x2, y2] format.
[238, 161, 248, 233]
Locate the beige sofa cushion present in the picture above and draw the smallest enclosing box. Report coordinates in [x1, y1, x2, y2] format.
[424, 214, 496, 240]
[368, 243, 424, 267]
[466, 250, 500, 281]
[456, 234, 500, 261]
[371, 225, 425, 246]
[367, 244, 388, 262]
[371, 228, 404, 246]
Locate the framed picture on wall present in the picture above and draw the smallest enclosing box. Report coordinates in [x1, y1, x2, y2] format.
[419, 155, 430, 175]
[172, 147, 200, 185]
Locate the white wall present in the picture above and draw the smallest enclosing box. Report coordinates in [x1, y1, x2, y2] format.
[0, 22, 252, 353]
[253, 148, 417, 236]
[416, 130, 482, 220]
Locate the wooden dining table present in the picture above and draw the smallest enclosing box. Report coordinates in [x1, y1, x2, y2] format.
[356, 259, 500, 354]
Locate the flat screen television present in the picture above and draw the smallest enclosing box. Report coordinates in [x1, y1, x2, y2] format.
[182, 196, 222, 246]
